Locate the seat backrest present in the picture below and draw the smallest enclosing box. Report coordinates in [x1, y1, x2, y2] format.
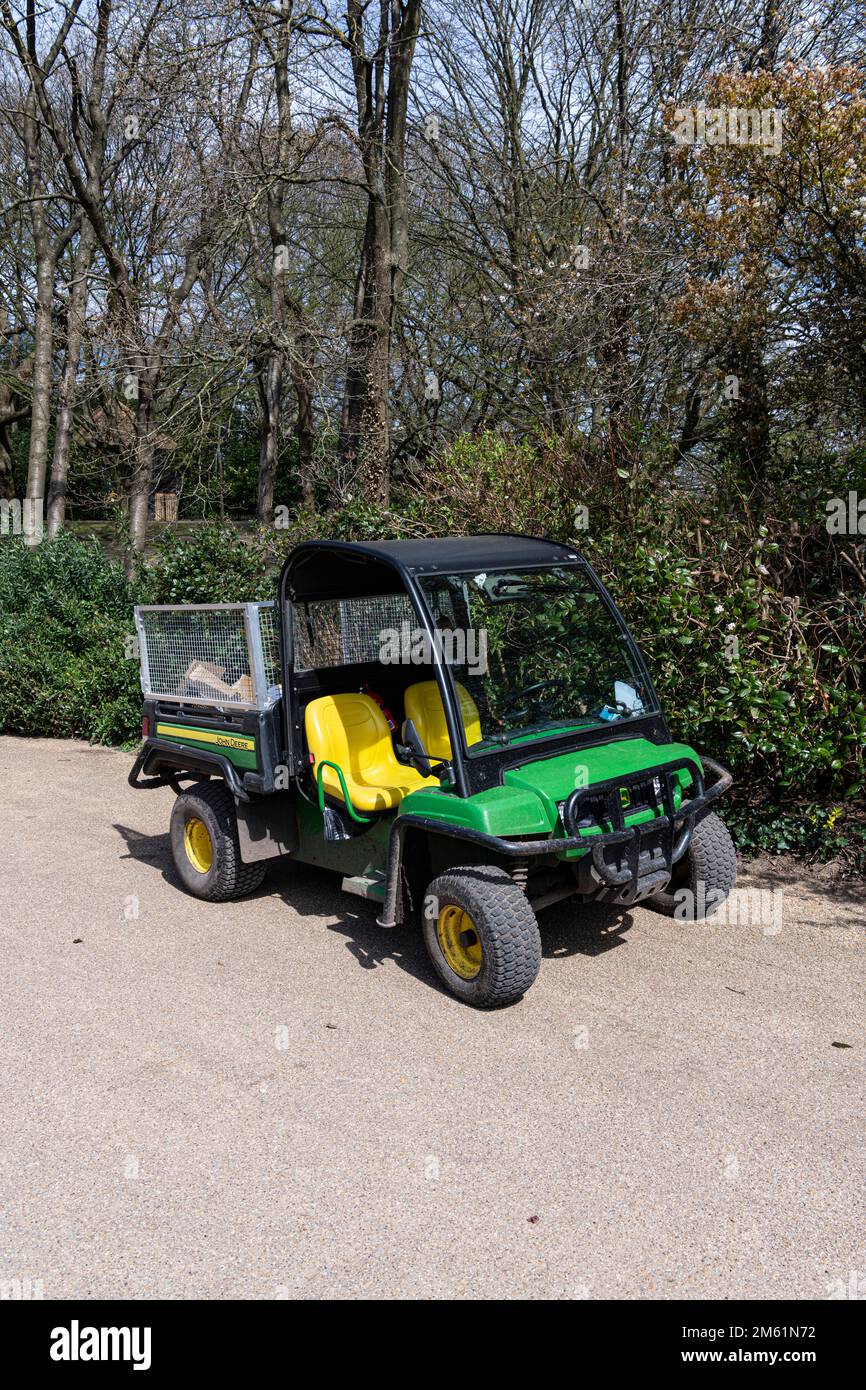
[404, 680, 482, 760]
[305, 693, 393, 781]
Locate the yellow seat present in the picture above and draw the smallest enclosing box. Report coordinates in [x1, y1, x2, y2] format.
[305, 693, 438, 812]
[404, 680, 482, 761]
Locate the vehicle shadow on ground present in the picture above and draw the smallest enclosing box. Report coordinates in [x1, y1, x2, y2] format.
[115, 822, 637, 991]
[536, 898, 636, 958]
[267, 858, 637, 982]
[114, 821, 439, 987]
[114, 822, 174, 870]
[268, 859, 442, 989]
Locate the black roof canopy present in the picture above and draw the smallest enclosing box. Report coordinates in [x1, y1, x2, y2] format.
[283, 533, 583, 600]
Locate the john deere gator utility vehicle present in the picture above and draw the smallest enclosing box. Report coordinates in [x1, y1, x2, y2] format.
[130, 535, 736, 1007]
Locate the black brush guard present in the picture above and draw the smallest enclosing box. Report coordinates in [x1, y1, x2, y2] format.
[563, 755, 724, 904]
[378, 755, 731, 926]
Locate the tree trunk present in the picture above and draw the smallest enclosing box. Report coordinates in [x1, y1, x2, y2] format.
[727, 331, 771, 491]
[340, 193, 392, 505]
[23, 91, 55, 508]
[47, 222, 95, 536]
[28, 255, 55, 505]
[256, 352, 283, 522]
[0, 423, 15, 499]
[340, 223, 372, 463]
[338, 0, 422, 506]
[359, 217, 392, 507]
[289, 330, 315, 506]
[127, 386, 155, 566]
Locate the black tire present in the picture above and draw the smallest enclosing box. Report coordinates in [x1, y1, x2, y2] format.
[422, 865, 542, 1008]
[647, 811, 737, 919]
[170, 781, 267, 902]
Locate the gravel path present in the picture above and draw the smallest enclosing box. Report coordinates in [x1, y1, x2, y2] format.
[1, 735, 863, 1300]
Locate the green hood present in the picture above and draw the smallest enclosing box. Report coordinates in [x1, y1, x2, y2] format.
[400, 737, 701, 839]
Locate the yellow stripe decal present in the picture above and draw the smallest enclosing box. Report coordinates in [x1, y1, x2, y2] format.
[156, 723, 255, 753]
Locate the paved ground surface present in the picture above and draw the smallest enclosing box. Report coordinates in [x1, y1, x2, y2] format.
[1, 735, 864, 1301]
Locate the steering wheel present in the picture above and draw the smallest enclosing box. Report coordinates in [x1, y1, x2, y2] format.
[501, 678, 568, 723]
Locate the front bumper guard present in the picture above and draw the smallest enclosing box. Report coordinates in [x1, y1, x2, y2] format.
[562, 754, 729, 891]
[378, 754, 731, 927]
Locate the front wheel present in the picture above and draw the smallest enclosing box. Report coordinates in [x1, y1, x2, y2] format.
[170, 781, 267, 901]
[422, 865, 542, 1007]
[647, 811, 737, 919]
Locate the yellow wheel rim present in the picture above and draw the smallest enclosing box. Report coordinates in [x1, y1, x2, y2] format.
[184, 817, 213, 874]
[436, 905, 482, 980]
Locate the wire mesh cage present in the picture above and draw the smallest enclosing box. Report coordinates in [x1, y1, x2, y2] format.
[135, 603, 282, 710]
[291, 594, 415, 670]
[257, 604, 282, 689]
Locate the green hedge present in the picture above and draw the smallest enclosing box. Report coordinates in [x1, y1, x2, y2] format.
[0, 531, 142, 744]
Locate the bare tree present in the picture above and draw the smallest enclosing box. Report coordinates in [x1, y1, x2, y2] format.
[314, 0, 423, 506]
[1, 0, 85, 509]
[1, 0, 862, 531]
[3, 0, 257, 557]
[241, 1, 318, 521]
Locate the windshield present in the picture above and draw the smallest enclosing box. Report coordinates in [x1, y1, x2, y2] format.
[418, 565, 658, 754]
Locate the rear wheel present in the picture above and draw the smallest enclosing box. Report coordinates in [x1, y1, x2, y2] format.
[422, 865, 542, 1007]
[170, 781, 267, 901]
[647, 811, 736, 919]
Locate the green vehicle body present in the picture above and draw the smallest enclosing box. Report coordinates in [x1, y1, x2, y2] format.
[140, 730, 699, 890]
[131, 535, 733, 996]
[401, 739, 697, 839]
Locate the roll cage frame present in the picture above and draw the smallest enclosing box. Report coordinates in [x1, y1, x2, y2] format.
[279, 536, 670, 799]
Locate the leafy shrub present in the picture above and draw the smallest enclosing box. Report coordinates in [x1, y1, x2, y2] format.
[582, 521, 865, 801]
[137, 522, 281, 604]
[0, 532, 141, 744]
[423, 429, 579, 538]
[0, 526, 288, 745]
[723, 800, 866, 873]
